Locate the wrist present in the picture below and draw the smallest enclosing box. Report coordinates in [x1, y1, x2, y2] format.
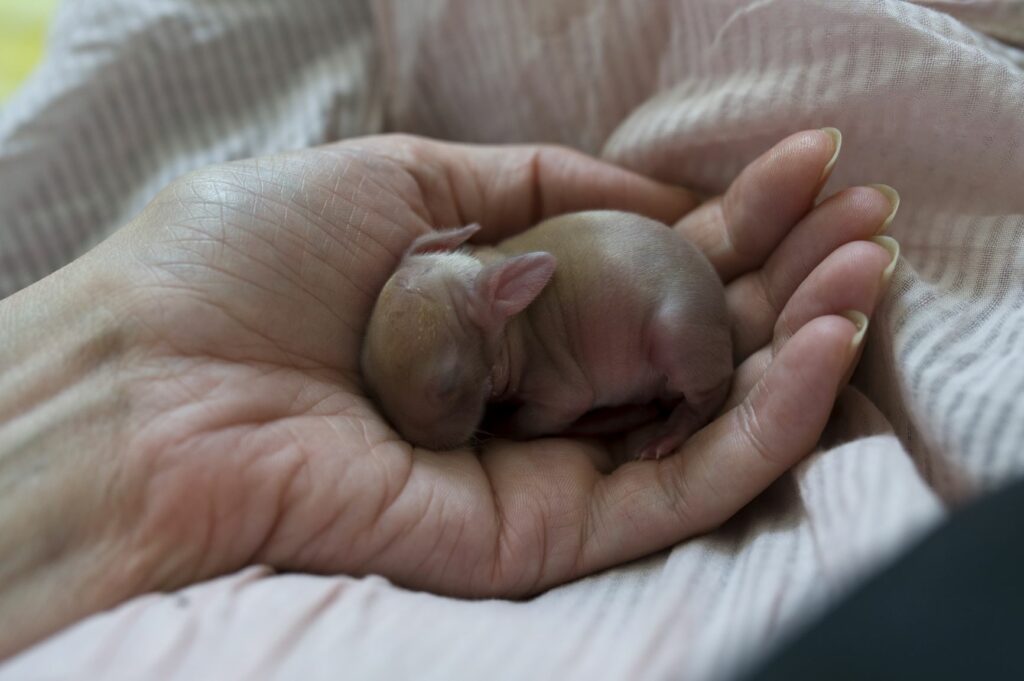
[0, 259, 159, 657]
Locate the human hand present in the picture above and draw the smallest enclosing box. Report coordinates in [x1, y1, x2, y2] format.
[0, 130, 897, 656]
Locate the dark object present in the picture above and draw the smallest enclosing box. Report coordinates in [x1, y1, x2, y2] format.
[739, 476, 1024, 681]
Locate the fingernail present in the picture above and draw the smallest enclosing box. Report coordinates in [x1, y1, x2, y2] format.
[840, 310, 869, 385]
[868, 184, 900, 234]
[870, 235, 901, 287]
[819, 127, 843, 182]
[841, 310, 869, 351]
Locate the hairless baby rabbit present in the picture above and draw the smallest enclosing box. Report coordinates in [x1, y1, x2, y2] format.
[361, 210, 733, 460]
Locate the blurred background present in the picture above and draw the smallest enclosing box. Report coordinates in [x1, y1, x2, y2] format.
[0, 0, 58, 103]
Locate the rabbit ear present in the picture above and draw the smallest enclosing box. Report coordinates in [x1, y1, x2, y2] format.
[467, 252, 557, 334]
[406, 224, 481, 256]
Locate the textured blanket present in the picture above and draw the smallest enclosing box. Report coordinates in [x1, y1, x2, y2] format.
[2, 1, 1022, 679]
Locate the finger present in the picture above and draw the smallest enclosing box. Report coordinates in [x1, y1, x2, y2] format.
[772, 237, 897, 349]
[725, 238, 896, 409]
[676, 128, 841, 282]
[729, 185, 897, 360]
[578, 314, 862, 574]
[464, 143, 702, 240]
[358, 135, 700, 242]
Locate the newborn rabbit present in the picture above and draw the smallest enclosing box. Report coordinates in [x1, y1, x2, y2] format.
[361, 210, 732, 460]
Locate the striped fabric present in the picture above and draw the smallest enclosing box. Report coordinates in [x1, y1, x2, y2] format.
[2, 1, 1023, 679]
[0, 0, 380, 296]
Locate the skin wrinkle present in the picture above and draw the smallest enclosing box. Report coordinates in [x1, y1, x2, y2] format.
[551, 480, 600, 590]
[425, 145, 484, 222]
[144, 353, 296, 419]
[207, 431, 277, 570]
[380, 466, 441, 578]
[528, 149, 546, 227]
[362, 137, 458, 227]
[482, 455, 510, 590]
[135, 379, 284, 456]
[143, 358, 229, 407]
[246, 438, 311, 568]
[573, 473, 602, 580]
[178, 165, 399, 310]
[456, 496, 497, 592]
[164, 223, 306, 303]
[644, 457, 698, 535]
[329, 163, 348, 213]
[491, 487, 542, 597]
[410, 157, 466, 229]
[296, 383, 361, 417]
[346, 184, 385, 261]
[428, 493, 483, 589]
[295, 437, 364, 568]
[294, 225, 331, 298]
[247, 204, 325, 286]
[243, 153, 350, 214]
[134, 368, 320, 578]
[220, 193, 342, 283]
[179, 175, 259, 222]
[301, 165, 331, 221]
[397, 162, 443, 229]
[475, 157, 514, 232]
[156, 217, 227, 252]
[689, 441, 730, 522]
[249, 217, 366, 328]
[326, 148, 433, 230]
[366, 442, 417, 538]
[317, 213, 397, 306]
[442, 158, 470, 227]
[245, 185, 338, 257]
[354, 485, 420, 571]
[736, 386, 780, 468]
[286, 467, 349, 571]
[462, 454, 501, 585]
[757, 264, 784, 319]
[139, 200, 367, 369]
[130, 440, 214, 589]
[149, 252, 282, 298]
[345, 443, 418, 570]
[491, 471, 540, 593]
[523, 494, 554, 597]
[577, 471, 630, 565]
[434, 502, 471, 587]
[147, 294, 314, 369]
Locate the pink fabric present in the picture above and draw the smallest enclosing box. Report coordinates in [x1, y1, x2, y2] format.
[3, 1, 1023, 679]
